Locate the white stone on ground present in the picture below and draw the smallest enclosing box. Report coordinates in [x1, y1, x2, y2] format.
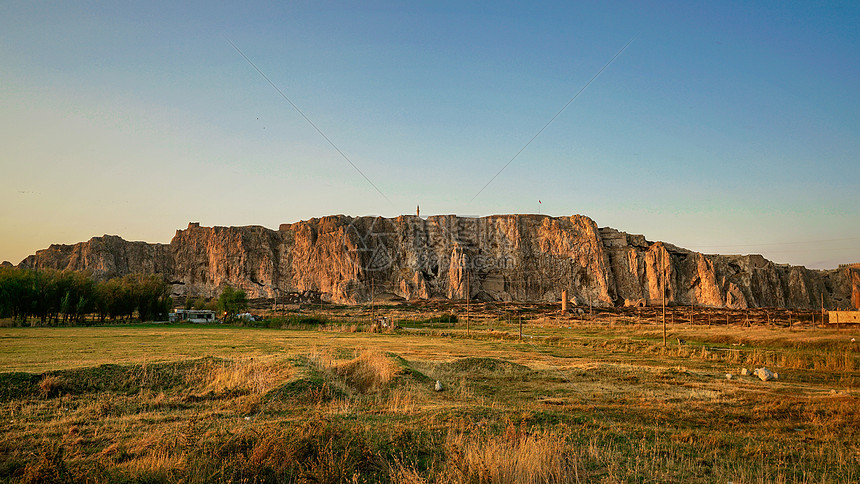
[754, 367, 775, 382]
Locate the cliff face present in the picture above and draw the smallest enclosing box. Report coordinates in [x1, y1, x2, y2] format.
[17, 215, 860, 310]
[18, 235, 173, 279]
[599, 228, 847, 310]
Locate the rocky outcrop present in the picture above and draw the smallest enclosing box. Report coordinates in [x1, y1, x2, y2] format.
[599, 228, 850, 310]
[170, 223, 281, 298]
[17, 215, 860, 309]
[18, 235, 172, 279]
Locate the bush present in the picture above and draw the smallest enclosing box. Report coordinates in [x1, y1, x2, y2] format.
[38, 375, 63, 398]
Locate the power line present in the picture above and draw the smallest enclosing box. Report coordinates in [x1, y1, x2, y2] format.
[227, 39, 393, 205]
[691, 236, 860, 248]
[717, 246, 860, 255]
[470, 37, 635, 202]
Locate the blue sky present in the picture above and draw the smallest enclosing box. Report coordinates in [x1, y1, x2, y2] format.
[1, 1, 858, 269]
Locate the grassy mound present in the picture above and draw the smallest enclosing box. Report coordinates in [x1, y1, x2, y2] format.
[0, 356, 295, 404]
[0, 358, 217, 401]
[0, 372, 40, 400]
[443, 357, 532, 375]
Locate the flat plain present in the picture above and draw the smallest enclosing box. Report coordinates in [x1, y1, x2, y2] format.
[1, 306, 858, 483]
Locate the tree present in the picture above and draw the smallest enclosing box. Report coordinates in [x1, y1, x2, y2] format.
[217, 286, 248, 322]
[192, 296, 214, 311]
[0, 266, 32, 322]
[0, 268, 168, 325]
[60, 291, 73, 324]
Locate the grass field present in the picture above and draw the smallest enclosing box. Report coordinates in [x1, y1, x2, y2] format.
[1, 308, 858, 483]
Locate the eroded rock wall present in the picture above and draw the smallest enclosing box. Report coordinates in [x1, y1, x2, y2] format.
[17, 215, 859, 309]
[18, 235, 172, 279]
[170, 224, 281, 299]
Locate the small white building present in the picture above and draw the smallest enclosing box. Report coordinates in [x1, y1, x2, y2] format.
[170, 309, 217, 323]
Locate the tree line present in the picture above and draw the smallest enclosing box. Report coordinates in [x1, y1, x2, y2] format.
[0, 267, 172, 325]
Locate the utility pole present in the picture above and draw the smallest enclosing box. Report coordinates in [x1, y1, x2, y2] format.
[466, 271, 470, 337]
[662, 249, 667, 347]
[589, 295, 593, 321]
[821, 293, 824, 327]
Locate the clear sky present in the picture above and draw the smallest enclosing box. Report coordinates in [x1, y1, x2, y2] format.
[2, 1, 858, 269]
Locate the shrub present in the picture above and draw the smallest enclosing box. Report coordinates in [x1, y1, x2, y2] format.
[38, 375, 63, 398]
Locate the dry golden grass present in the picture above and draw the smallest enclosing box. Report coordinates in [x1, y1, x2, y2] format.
[193, 356, 292, 396]
[309, 347, 401, 394]
[1, 314, 858, 483]
[334, 349, 401, 393]
[37, 375, 63, 398]
[382, 387, 418, 414]
[390, 427, 580, 484]
[442, 427, 579, 484]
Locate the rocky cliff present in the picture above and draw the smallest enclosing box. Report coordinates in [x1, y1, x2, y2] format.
[18, 235, 173, 279]
[17, 215, 860, 310]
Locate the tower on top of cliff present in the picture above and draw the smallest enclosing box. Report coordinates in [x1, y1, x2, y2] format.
[188, 222, 200, 229]
[417, 205, 420, 218]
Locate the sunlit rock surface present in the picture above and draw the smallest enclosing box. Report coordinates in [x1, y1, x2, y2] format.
[18, 215, 859, 309]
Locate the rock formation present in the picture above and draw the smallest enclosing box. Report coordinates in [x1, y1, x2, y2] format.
[18, 235, 172, 279]
[17, 215, 860, 309]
